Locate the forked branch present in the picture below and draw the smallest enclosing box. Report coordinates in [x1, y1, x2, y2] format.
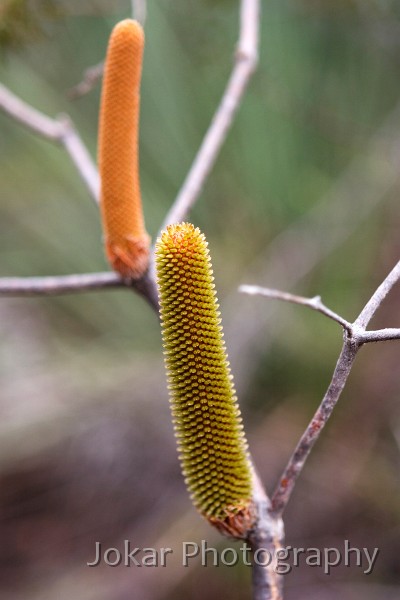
[241, 259, 400, 517]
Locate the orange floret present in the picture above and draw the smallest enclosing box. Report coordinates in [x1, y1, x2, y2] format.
[98, 19, 150, 279]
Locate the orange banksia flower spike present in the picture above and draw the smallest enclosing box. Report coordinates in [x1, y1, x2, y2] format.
[156, 223, 255, 538]
[98, 19, 150, 279]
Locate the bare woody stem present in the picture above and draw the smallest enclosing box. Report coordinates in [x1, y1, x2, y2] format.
[248, 473, 284, 600]
[0, 84, 99, 203]
[69, 0, 147, 99]
[239, 284, 400, 344]
[355, 259, 400, 328]
[0, 272, 159, 311]
[244, 258, 400, 517]
[271, 340, 358, 515]
[239, 285, 352, 332]
[162, 0, 260, 229]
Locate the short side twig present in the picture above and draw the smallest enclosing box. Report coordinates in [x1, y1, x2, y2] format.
[239, 285, 353, 333]
[359, 328, 400, 343]
[69, 1, 147, 99]
[68, 62, 104, 100]
[0, 84, 99, 203]
[162, 0, 260, 229]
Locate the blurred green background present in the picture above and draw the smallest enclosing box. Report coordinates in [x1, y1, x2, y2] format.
[1, 1, 400, 599]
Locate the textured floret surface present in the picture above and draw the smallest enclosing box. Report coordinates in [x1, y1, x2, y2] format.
[156, 223, 253, 525]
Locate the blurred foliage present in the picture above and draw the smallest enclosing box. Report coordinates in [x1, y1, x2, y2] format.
[0, 0, 62, 50]
[0, 1, 400, 599]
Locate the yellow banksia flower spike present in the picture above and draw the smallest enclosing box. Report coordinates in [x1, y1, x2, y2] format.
[98, 19, 150, 279]
[156, 223, 255, 538]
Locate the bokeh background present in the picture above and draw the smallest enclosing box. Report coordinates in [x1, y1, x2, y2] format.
[1, 1, 400, 598]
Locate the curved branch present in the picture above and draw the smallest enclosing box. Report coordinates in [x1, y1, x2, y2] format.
[355, 259, 400, 328]
[268, 255, 400, 516]
[162, 0, 260, 229]
[0, 271, 159, 312]
[0, 84, 99, 203]
[239, 285, 353, 333]
[68, 62, 104, 100]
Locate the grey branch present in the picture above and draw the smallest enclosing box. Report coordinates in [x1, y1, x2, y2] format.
[132, 0, 147, 24]
[355, 259, 400, 329]
[240, 284, 400, 345]
[0, 273, 123, 296]
[248, 471, 284, 600]
[358, 328, 400, 343]
[68, 62, 104, 100]
[239, 285, 353, 332]
[0, 272, 159, 312]
[267, 256, 400, 516]
[271, 342, 358, 516]
[162, 0, 260, 229]
[0, 83, 99, 203]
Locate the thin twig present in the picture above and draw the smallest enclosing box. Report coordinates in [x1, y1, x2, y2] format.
[0, 84, 99, 203]
[355, 259, 400, 328]
[68, 62, 104, 100]
[226, 102, 400, 396]
[162, 0, 260, 229]
[269, 255, 400, 516]
[240, 284, 400, 344]
[239, 285, 353, 333]
[271, 341, 359, 515]
[132, 0, 147, 24]
[0, 273, 124, 296]
[68, 0, 147, 100]
[0, 271, 159, 312]
[358, 328, 400, 343]
[248, 471, 284, 600]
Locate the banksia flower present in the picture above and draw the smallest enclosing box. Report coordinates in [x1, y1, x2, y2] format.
[156, 223, 255, 538]
[98, 19, 150, 279]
